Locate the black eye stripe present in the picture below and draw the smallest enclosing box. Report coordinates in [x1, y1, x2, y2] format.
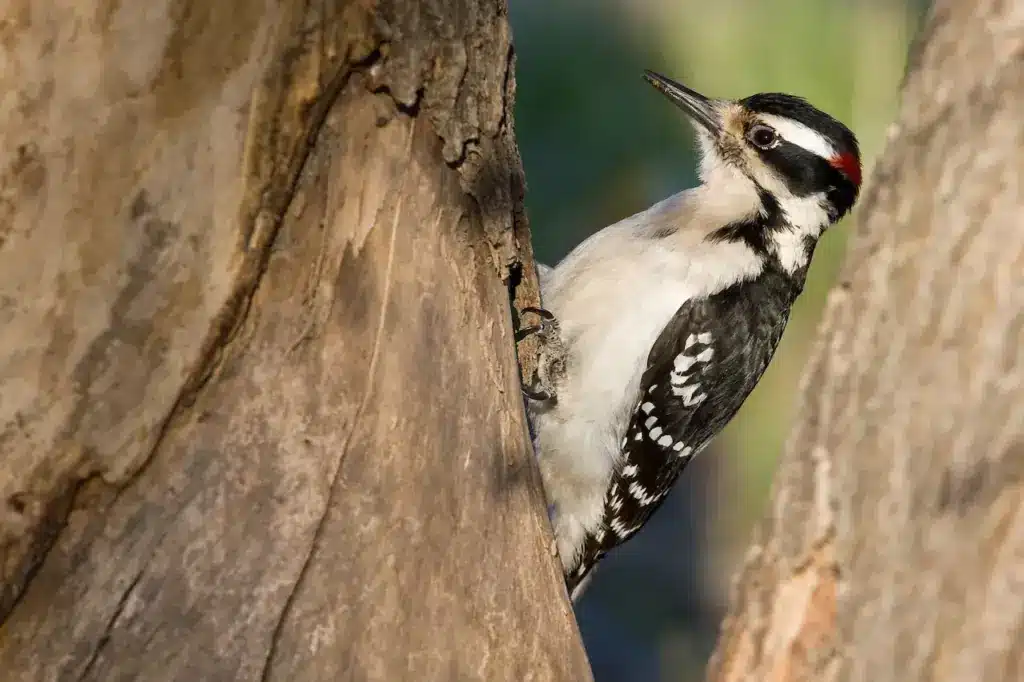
[756, 143, 843, 197]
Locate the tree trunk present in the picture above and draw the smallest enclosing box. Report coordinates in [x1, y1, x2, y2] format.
[0, 1, 591, 680]
[706, 1, 1023, 681]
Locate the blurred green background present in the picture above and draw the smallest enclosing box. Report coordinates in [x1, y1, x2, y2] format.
[508, 0, 929, 679]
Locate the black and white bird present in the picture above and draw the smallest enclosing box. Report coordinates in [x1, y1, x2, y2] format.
[520, 70, 862, 600]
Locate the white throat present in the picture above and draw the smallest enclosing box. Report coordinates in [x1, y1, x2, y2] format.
[695, 133, 832, 275]
[768, 192, 831, 273]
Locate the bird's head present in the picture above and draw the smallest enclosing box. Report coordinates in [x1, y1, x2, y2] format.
[644, 70, 861, 267]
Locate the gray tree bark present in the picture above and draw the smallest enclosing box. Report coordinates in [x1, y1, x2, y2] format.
[706, 1, 1023, 680]
[0, 1, 591, 680]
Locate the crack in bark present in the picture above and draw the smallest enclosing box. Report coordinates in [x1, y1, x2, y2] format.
[0, 474, 95, 624]
[0, 36, 378, 635]
[445, 134, 481, 170]
[497, 43, 515, 137]
[75, 567, 145, 682]
[108, 54, 370, 492]
[372, 82, 425, 117]
[258, 170, 404, 682]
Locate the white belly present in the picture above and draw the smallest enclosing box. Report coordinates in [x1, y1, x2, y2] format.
[531, 248, 695, 569]
[550, 268, 692, 463]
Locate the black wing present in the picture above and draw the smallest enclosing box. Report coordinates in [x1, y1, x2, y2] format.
[565, 280, 790, 594]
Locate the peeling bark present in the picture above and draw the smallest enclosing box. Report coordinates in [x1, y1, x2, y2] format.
[0, 1, 589, 680]
[706, 1, 1024, 681]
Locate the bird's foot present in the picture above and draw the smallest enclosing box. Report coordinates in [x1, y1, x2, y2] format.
[514, 306, 556, 342]
[515, 306, 567, 404]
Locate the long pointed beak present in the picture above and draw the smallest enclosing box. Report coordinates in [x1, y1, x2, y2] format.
[643, 70, 721, 136]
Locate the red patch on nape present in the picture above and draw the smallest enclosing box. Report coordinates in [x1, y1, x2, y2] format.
[830, 152, 862, 188]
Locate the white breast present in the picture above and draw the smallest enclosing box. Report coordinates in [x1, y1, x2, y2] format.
[546, 247, 692, 459]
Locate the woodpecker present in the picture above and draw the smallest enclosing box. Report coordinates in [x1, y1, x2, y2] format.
[520, 70, 862, 601]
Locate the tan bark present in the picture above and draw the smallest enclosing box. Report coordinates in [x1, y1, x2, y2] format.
[0, 1, 591, 680]
[706, 1, 1024, 681]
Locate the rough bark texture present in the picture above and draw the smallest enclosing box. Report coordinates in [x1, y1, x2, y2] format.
[0, 1, 591, 680]
[705, 1, 1024, 681]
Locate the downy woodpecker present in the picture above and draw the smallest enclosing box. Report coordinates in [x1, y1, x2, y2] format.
[520, 71, 862, 601]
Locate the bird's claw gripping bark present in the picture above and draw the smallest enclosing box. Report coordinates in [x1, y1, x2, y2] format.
[514, 306, 555, 342]
[515, 306, 567, 405]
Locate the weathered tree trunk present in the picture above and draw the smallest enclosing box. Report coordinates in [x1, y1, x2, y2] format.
[0, 1, 591, 680]
[706, 1, 1023, 681]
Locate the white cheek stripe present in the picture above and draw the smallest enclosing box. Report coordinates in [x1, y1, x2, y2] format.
[759, 114, 835, 160]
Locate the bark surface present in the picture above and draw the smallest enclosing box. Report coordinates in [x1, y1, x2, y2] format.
[0, 1, 590, 680]
[706, 1, 1024, 680]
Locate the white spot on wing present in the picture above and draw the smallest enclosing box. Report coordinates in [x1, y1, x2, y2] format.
[622, 464, 638, 477]
[697, 332, 712, 344]
[672, 384, 707, 406]
[671, 372, 690, 386]
[684, 334, 698, 349]
[649, 426, 663, 440]
[644, 416, 657, 429]
[674, 353, 697, 372]
[610, 517, 640, 538]
[657, 434, 673, 447]
[696, 347, 714, 362]
[641, 402, 654, 414]
[628, 481, 659, 506]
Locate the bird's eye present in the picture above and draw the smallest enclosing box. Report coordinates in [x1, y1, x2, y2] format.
[748, 125, 778, 149]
